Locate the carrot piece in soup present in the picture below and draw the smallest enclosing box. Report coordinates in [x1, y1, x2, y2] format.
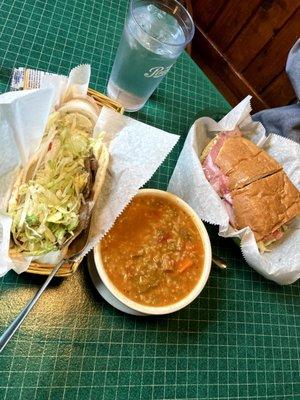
[177, 258, 193, 273]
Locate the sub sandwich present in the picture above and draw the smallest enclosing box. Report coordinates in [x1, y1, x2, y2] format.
[201, 128, 300, 251]
[7, 96, 109, 265]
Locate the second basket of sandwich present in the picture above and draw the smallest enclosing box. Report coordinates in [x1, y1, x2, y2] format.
[200, 128, 299, 252]
[168, 96, 300, 284]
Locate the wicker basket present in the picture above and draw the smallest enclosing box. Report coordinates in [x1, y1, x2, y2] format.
[26, 89, 123, 277]
[87, 88, 124, 114]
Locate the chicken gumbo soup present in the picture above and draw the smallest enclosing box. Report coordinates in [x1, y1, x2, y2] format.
[100, 193, 206, 307]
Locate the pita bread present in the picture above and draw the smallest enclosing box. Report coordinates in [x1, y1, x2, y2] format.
[8, 96, 109, 268]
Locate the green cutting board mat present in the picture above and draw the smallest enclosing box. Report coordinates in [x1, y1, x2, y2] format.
[0, 1, 299, 399]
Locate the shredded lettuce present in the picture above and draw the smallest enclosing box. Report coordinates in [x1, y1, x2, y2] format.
[257, 241, 271, 253]
[8, 112, 102, 256]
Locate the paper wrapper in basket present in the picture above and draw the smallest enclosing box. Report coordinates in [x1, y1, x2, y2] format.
[168, 96, 300, 285]
[0, 65, 179, 277]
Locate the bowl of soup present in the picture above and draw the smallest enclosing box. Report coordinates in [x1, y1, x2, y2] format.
[93, 189, 212, 315]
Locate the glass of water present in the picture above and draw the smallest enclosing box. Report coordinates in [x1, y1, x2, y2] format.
[107, 0, 194, 112]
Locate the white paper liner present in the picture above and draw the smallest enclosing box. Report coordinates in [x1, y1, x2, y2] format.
[0, 65, 179, 276]
[81, 107, 179, 257]
[168, 96, 300, 285]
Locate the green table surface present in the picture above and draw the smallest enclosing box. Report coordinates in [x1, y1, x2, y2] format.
[0, 1, 299, 399]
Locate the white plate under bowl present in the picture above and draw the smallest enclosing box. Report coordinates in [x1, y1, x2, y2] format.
[87, 253, 147, 316]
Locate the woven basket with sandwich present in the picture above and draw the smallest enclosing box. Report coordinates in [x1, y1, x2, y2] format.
[6, 89, 123, 277]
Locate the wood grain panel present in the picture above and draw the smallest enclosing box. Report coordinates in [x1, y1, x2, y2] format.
[262, 71, 296, 107]
[189, 0, 300, 111]
[191, 0, 227, 30]
[227, 0, 300, 70]
[191, 25, 268, 111]
[243, 7, 300, 92]
[208, 0, 261, 51]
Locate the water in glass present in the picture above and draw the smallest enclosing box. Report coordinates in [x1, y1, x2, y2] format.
[107, 4, 186, 111]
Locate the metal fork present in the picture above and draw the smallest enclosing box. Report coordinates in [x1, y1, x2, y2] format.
[0, 247, 84, 353]
[0, 249, 227, 352]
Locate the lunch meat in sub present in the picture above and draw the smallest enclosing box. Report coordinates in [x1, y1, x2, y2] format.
[201, 128, 300, 251]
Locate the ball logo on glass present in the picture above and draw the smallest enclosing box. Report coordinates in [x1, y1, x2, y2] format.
[144, 66, 172, 78]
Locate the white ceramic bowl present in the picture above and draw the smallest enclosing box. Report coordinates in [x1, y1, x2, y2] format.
[93, 189, 212, 315]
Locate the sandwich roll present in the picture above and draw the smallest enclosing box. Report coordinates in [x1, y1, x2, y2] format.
[201, 128, 300, 251]
[232, 170, 300, 245]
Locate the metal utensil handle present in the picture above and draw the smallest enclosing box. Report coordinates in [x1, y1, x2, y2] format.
[0, 259, 65, 353]
[212, 254, 227, 270]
